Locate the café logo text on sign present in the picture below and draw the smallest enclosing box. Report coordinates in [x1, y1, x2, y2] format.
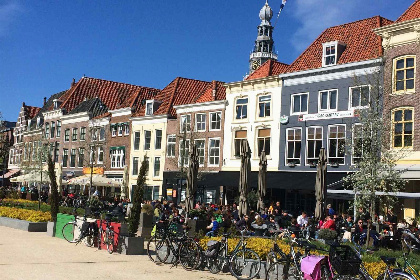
[299, 110, 354, 121]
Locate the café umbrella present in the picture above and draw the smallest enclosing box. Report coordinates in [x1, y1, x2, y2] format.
[186, 145, 199, 215]
[315, 148, 327, 221]
[239, 139, 251, 217]
[257, 150, 267, 213]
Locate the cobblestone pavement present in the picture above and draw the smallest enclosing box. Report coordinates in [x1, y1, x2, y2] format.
[0, 226, 235, 280]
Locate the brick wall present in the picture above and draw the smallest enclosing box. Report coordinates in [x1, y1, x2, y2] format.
[383, 41, 420, 150]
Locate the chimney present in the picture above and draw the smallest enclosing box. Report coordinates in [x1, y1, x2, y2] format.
[71, 78, 75, 87]
[212, 80, 217, 99]
[22, 102, 25, 107]
[43, 97, 47, 106]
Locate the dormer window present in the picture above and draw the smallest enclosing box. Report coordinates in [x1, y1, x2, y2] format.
[53, 99, 62, 110]
[322, 41, 346, 67]
[146, 100, 154, 116]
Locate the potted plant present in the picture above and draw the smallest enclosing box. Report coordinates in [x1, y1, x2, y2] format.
[120, 158, 148, 255]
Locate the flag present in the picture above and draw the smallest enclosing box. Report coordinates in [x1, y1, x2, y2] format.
[274, 0, 288, 27]
[280, 0, 287, 10]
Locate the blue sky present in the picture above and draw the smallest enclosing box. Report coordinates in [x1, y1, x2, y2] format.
[0, 0, 415, 121]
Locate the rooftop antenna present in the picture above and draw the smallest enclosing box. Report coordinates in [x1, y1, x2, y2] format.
[273, 0, 287, 28]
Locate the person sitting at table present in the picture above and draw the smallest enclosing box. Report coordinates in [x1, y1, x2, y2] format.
[297, 211, 309, 228]
[321, 215, 336, 231]
[251, 215, 267, 236]
[382, 224, 399, 250]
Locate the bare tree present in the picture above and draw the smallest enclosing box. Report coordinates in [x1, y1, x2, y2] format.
[345, 61, 408, 245]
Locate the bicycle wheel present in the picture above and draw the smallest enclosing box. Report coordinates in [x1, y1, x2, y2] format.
[147, 236, 169, 263]
[377, 273, 416, 280]
[106, 230, 114, 254]
[320, 264, 333, 280]
[62, 222, 81, 243]
[179, 238, 201, 270]
[229, 249, 261, 280]
[266, 260, 290, 280]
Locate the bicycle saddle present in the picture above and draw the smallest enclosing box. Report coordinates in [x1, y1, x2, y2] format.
[380, 256, 396, 266]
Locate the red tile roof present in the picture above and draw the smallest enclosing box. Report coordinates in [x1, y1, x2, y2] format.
[132, 77, 213, 117]
[24, 105, 41, 119]
[245, 60, 289, 80]
[60, 77, 159, 113]
[194, 80, 226, 103]
[396, 0, 420, 22]
[287, 16, 393, 73]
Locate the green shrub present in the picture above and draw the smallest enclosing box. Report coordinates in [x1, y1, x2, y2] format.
[141, 203, 153, 215]
[317, 229, 338, 240]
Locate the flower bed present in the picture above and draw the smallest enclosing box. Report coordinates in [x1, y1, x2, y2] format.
[0, 198, 84, 216]
[0, 206, 51, 222]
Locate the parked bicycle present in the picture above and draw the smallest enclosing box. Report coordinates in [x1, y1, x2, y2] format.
[147, 220, 201, 270]
[62, 208, 97, 247]
[97, 212, 116, 254]
[203, 229, 261, 280]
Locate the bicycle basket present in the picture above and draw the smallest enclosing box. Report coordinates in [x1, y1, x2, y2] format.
[329, 245, 361, 276]
[204, 240, 220, 258]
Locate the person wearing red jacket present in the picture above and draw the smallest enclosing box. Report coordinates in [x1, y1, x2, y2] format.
[321, 216, 336, 230]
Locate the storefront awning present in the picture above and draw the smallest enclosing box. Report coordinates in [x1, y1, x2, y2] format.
[110, 146, 125, 151]
[327, 189, 420, 199]
[1, 169, 20, 179]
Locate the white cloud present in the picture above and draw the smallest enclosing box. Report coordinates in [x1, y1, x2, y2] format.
[290, 0, 364, 51]
[0, 1, 22, 36]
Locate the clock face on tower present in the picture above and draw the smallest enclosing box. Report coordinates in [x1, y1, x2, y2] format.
[251, 59, 261, 71]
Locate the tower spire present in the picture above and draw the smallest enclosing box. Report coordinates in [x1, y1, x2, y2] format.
[249, 1, 278, 74]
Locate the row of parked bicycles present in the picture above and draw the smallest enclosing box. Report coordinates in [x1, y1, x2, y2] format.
[61, 208, 116, 254]
[146, 220, 420, 280]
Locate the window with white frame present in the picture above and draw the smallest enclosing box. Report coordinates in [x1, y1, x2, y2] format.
[80, 127, 86, 141]
[63, 149, 68, 167]
[350, 85, 370, 108]
[132, 157, 139, 175]
[195, 113, 206, 131]
[167, 135, 176, 157]
[235, 97, 248, 120]
[234, 130, 247, 157]
[144, 130, 151, 150]
[154, 157, 160, 177]
[328, 125, 346, 164]
[70, 149, 76, 167]
[51, 122, 55, 138]
[97, 147, 104, 164]
[179, 139, 190, 166]
[258, 95, 271, 118]
[99, 127, 105, 141]
[124, 124, 130, 135]
[146, 101, 153, 116]
[210, 112, 221, 130]
[111, 149, 125, 168]
[155, 129, 162, 149]
[145, 157, 150, 174]
[45, 123, 50, 139]
[209, 138, 220, 165]
[78, 148, 84, 167]
[291, 93, 308, 115]
[64, 129, 70, 142]
[56, 121, 61, 137]
[286, 128, 302, 165]
[72, 128, 77, 141]
[352, 124, 363, 164]
[323, 43, 337, 66]
[118, 125, 123, 136]
[394, 56, 415, 93]
[319, 89, 337, 111]
[111, 125, 117, 137]
[180, 115, 191, 132]
[134, 131, 140, 150]
[257, 128, 271, 156]
[306, 127, 323, 164]
[195, 139, 205, 166]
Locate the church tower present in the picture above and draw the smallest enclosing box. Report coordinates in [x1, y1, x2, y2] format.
[249, 1, 278, 74]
